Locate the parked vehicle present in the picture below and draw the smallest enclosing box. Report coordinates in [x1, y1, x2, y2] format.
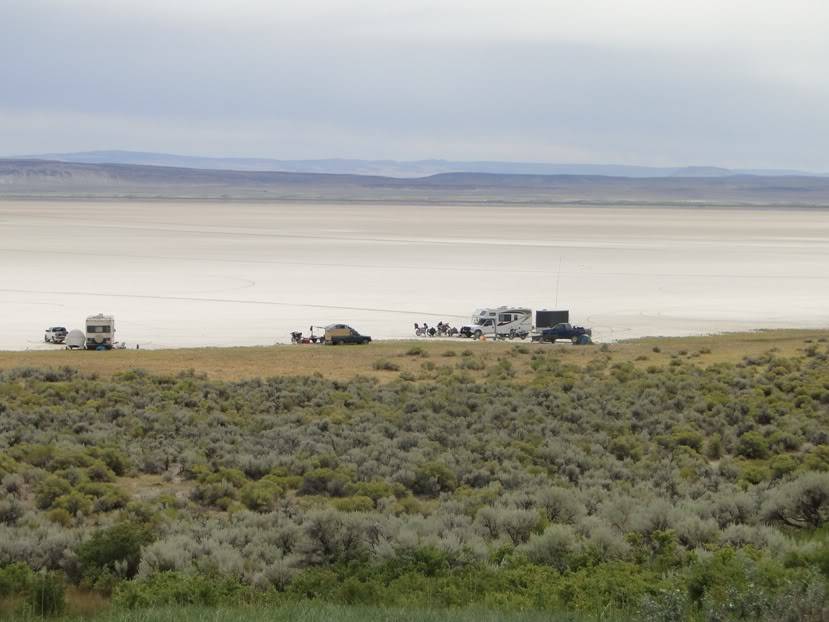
[324, 324, 371, 345]
[44, 326, 68, 344]
[414, 322, 458, 337]
[291, 329, 323, 344]
[532, 323, 592, 345]
[459, 307, 532, 339]
[85, 313, 115, 350]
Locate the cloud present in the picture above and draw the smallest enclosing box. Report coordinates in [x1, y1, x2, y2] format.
[1, 1, 828, 168]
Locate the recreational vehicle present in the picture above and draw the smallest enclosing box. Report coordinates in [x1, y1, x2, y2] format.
[459, 307, 532, 339]
[85, 314, 115, 350]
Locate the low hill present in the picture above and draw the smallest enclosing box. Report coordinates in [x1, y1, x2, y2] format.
[15, 150, 822, 178]
[3, 159, 829, 205]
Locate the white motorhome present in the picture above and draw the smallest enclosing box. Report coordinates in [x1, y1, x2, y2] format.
[459, 307, 532, 339]
[85, 313, 115, 350]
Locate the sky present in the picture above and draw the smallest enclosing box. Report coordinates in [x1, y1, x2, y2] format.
[1, 0, 828, 169]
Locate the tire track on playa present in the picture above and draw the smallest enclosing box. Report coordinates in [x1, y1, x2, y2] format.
[2, 248, 828, 280]
[8, 221, 827, 251]
[0, 288, 468, 319]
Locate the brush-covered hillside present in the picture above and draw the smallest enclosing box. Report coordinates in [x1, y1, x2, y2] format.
[0, 335, 828, 620]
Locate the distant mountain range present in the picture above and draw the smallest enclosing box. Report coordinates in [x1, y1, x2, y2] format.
[10, 150, 825, 179]
[3, 159, 829, 205]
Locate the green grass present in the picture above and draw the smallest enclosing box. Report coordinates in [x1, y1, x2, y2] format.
[11, 603, 598, 622]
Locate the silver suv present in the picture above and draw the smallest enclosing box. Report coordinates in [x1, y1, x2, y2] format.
[44, 326, 68, 344]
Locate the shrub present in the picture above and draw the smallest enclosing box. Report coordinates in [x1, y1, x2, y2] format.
[34, 476, 72, 510]
[737, 431, 769, 459]
[405, 346, 427, 357]
[498, 508, 542, 545]
[671, 427, 704, 452]
[54, 491, 93, 516]
[761, 472, 829, 528]
[240, 479, 284, 512]
[456, 358, 485, 371]
[519, 524, 580, 571]
[609, 436, 643, 461]
[557, 561, 653, 612]
[191, 480, 239, 509]
[114, 572, 247, 608]
[372, 359, 400, 371]
[46, 508, 72, 527]
[28, 571, 65, 616]
[536, 487, 586, 524]
[76, 522, 154, 583]
[412, 462, 457, 496]
[771, 454, 799, 479]
[0, 454, 19, 479]
[0, 562, 33, 597]
[2, 474, 24, 497]
[0, 498, 24, 525]
[300, 468, 351, 497]
[299, 510, 368, 564]
[91, 447, 131, 476]
[86, 460, 116, 483]
[331, 496, 375, 512]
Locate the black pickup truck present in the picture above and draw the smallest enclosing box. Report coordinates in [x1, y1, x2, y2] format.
[325, 324, 372, 345]
[531, 323, 592, 345]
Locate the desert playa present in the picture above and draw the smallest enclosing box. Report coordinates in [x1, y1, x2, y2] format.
[0, 200, 827, 350]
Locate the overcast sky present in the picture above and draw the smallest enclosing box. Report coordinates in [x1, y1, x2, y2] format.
[2, 0, 828, 169]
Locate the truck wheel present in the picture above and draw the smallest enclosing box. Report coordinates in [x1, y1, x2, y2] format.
[571, 336, 579, 344]
[473, 330, 482, 339]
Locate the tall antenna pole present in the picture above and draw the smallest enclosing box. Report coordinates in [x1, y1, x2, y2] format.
[554, 256, 563, 308]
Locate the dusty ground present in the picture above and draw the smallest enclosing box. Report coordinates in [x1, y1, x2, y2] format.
[2, 200, 828, 350]
[0, 329, 826, 382]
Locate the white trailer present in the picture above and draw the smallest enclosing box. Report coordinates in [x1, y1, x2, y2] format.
[459, 307, 532, 339]
[85, 313, 116, 350]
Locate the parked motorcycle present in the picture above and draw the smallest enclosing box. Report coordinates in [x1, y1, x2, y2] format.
[414, 321, 458, 337]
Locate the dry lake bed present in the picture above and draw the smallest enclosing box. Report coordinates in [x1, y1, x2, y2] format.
[1, 200, 827, 350]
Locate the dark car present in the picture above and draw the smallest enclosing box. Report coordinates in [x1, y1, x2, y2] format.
[324, 324, 372, 345]
[532, 323, 592, 345]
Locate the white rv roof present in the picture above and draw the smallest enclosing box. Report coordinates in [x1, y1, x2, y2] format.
[474, 307, 530, 314]
[86, 314, 114, 321]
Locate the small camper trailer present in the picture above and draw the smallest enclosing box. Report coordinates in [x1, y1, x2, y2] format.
[85, 314, 115, 350]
